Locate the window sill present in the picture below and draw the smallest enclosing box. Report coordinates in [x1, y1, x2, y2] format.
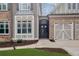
[0, 10, 8, 12]
[0, 34, 10, 36]
[16, 33, 32, 35]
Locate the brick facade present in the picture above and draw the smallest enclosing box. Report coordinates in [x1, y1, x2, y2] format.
[0, 7, 12, 42]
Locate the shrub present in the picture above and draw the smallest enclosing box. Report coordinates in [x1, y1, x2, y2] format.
[17, 40, 22, 43]
[0, 42, 6, 45]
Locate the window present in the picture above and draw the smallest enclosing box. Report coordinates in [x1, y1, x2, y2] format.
[72, 3, 76, 9]
[19, 3, 31, 11]
[68, 3, 71, 9]
[0, 22, 9, 34]
[0, 3, 8, 11]
[17, 21, 32, 34]
[67, 3, 77, 10]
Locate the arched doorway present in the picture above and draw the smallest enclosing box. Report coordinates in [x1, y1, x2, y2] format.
[39, 19, 49, 38]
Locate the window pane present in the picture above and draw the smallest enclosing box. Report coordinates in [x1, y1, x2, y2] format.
[28, 21, 32, 33]
[3, 4, 6, 10]
[17, 29, 21, 33]
[22, 23, 26, 28]
[28, 22, 31, 28]
[6, 24, 8, 29]
[22, 4, 27, 9]
[28, 28, 31, 33]
[0, 24, 4, 29]
[22, 29, 27, 33]
[17, 21, 21, 29]
[0, 29, 4, 33]
[17, 23, 21, 28]
[5, 22, 9, 34]
[6, 29, 8, 33]
[73, 3, 76, 9]
[68, 3, 71, 9]
[0, 4, 1, 10]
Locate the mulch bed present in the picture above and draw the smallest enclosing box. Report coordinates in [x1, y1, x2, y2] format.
[0, 40, 38, 48]
[49, 39, 55, 42]
[36, 48, 69, 54]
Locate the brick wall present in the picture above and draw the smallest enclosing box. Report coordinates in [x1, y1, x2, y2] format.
[0, 11, 11, 42]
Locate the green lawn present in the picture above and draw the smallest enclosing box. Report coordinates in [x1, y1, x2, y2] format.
[0, 48, 70, 56]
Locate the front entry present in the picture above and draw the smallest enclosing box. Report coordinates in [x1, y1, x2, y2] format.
[39, 20, 49, 38]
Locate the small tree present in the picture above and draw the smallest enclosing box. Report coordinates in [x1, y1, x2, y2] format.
[11, 40, 16, 50]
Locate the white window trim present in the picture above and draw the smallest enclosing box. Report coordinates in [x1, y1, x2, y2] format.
[0, 21, 10, 35]
[76, 3, 79, 9]
[14, 16, 34, 40]
[0, 3, 8, 11]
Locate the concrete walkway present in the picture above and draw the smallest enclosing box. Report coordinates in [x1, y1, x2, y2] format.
[0, 39, 79, 56]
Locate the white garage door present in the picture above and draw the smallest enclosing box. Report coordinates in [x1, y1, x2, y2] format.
[54, 23, 73, 40]
[75, 24, 79, 40]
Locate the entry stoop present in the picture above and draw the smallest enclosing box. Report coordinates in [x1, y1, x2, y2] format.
[35, 39, 57, 48]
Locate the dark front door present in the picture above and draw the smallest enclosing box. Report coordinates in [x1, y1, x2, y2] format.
[39, 20, 49, 38]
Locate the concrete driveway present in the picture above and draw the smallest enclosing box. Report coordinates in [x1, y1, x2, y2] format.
[55, 40, 79, 56]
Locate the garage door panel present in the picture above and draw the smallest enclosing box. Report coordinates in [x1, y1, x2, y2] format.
[75, 30, 79, 40]
[75, 24, 79, 29]
[75, 24, 79, 40]
[55, 24, 63, 30]
[64, 30, 72, 40]
[64, 24, 72, 29]
[55, 31, 62, 40]
[64, 33, 69, 39]
[57, 32, 63, 40]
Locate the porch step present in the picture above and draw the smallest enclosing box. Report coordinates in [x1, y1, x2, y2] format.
[34, 39, 57, 48]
